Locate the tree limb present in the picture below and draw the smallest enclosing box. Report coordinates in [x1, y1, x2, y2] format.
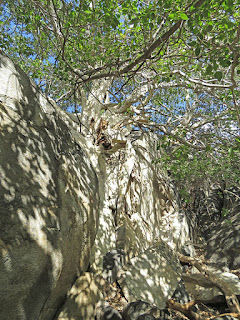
[120, 0, 207, 75]
[178, 254, 240, 315]
[76, 0, 207, 82]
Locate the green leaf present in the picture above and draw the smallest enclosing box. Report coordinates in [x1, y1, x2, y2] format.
[206, 64, 213, 75]
[180, 13, 188, 20]
[213, 61, 218, 70]
[195, 46, 200, 56]
[228, 147, 234, 157]
[214, 71, 223, 80]
[189, 41, 196, 47]
[169, 13, 177, 19]
[219, 58, 231, 67]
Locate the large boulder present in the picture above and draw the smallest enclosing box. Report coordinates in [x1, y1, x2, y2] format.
[57, 271, 127, 320]
[56, 273, 106, 320]
[98, 306, 123, 320]
[205, 187, 240, 269]
[205, 212, 240, 269]
[117, 240, 182, 309]
[190, 183, 240, 269]
[0, 52, 99, 320]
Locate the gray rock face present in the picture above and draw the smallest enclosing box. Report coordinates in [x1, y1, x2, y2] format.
[56, 272, 108, 320]
[171, 280, 191, 304]
[205, 213, 240, 269]
[118, 240, 182, 309]
[102, 250, 125, 283]
[205, 188, 240, 269]
[181, 241, 195, 257]
[190, 184, 240, 269]
[101, 306, 123, 320]
[91, 130, 192, 270]
[122, 301, 152, 320]
[122, 301, 170, 320]
[0, 53, 99, 320]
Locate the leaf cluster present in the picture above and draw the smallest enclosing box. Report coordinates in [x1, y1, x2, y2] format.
[0, 0, 240, 176]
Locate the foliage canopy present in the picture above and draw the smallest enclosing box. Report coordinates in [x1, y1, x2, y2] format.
[1, 0, 240, 194]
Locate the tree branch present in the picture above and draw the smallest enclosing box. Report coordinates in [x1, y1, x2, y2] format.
[120, 0, 207, 75]
[178, 254, 240, 315]
[74, 0, 207, 82]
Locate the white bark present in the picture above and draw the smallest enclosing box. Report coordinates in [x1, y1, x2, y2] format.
[80, 79, 112, 133]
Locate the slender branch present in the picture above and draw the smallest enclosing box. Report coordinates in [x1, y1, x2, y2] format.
[224, 189, 240, 201]
[230, 89, 240, 128]
[47, 0, 63, 41]
[172, 70, 234, 89]
[55, 90, 72, 102]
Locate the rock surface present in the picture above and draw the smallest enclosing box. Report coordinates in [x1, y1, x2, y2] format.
[56, 272, 105, 320]
[190, 183, 240, 270]
[99, 306, 123, 320]
[0, 53, 99, 320]
[0, 52, 193, 320]
[102, 250, 125, 283]
[171, 280, 191, 304]
[205, 188, 240, 269]
[136, 314, 156, 320]
[117, 240, 182, 309]
[122, 301, 170, 320]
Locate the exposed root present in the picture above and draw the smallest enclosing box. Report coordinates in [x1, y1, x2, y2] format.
[167, 254, 240, 320]
[167, 299, 204, 320]
[178, 253, 240, 315]
[210, 313, 240, 319]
